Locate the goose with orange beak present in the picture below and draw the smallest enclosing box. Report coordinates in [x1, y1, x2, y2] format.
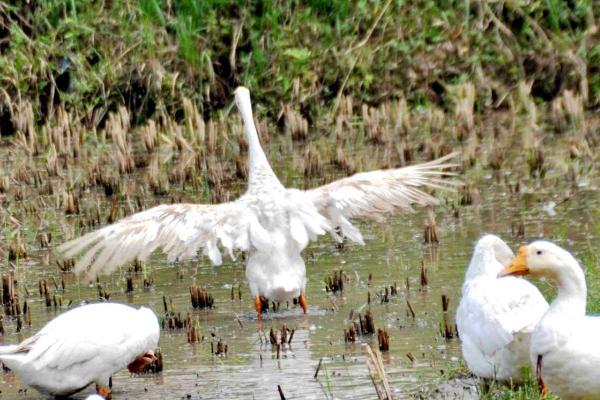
[456, 235, 548, 383]
[499, 241, 600, 400]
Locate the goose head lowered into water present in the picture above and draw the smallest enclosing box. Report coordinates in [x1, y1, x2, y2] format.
[0, 302, 159, 398]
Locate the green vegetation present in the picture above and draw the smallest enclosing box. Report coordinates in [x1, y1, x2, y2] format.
[0, 0, 597, 132]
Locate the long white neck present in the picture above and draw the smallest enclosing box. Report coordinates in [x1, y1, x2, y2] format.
[235, 87, 281, 191]
[548, 256, 587, 316]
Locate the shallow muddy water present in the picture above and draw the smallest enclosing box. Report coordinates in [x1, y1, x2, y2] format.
[1, 131, 600, 399]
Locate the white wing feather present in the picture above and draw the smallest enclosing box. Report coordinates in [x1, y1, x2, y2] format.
[59, 200, 251, 277]
[304, 152, 460, 241]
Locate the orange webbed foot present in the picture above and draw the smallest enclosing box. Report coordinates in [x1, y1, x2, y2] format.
[96, 385, 112, 400]
[298, 294, 308, 314]
[255, 296, 268, 319]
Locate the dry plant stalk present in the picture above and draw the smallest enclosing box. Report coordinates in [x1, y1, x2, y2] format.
[189, 286, 214, 309]
[362, 104, 385, 144]
[139, 119, 158, 153]
[441, 294, 454, 339]
[377, 328, 390, 351]
[187, 316, 201, 343]
[284, 105, 308, 141]
[420, 260, 428, 287]
[365, 345, 394, 400]
[325, 270, 346, 293]
[423, 212, 438, 244]
[453, 81, 475, 140]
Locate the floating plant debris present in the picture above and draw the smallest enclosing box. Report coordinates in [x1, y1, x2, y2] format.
[314, 358, 323, 379]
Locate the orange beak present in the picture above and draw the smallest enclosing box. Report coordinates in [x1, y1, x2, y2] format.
[498, 246, 530, 277]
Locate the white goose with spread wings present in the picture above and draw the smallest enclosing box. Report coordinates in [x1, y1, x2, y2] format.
[60, 86, 460, 318]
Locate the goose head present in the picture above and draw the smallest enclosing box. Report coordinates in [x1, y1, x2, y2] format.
[498, 240, 580, 280]
[465, 234, 514, 279]
[234, 86, 251, 106]
[127, 350, 157, 373]
[478, 234, 514, 265]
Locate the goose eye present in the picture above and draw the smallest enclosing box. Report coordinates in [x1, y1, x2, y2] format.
[536, 250, 542, 255]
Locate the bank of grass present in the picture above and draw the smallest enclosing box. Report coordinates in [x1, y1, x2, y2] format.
[482, 378, 559, 400]
[423, 359, 558, 399]
[0, 0, 597, 132]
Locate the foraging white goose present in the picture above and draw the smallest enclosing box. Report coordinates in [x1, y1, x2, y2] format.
[456, 235, 549, 383]
[59, 86, 460, 318]
[500, 241, 600, 399]
[0, 303, 159, 398]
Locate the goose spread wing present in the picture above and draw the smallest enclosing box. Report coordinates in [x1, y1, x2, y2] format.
[304, 152, 460, 243]
[59, 200, 252, 277]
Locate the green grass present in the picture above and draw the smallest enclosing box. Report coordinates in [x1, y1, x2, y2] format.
[0, 0, 597, 130]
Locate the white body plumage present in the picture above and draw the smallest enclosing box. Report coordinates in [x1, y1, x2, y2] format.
[0, 303, 159, 396]
[456, 235, 548, 382]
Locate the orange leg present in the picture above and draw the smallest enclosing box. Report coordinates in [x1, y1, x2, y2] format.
[298, 294, 308, 314]
[255, 296, 269, 319]
[96, 385, 112, 400]
[255, 296, 263, 320]
[540, 383, 548, 400]
[536, 354, 547, 400]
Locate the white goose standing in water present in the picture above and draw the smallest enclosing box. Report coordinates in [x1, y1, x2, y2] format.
[60, 87, 460, 318]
